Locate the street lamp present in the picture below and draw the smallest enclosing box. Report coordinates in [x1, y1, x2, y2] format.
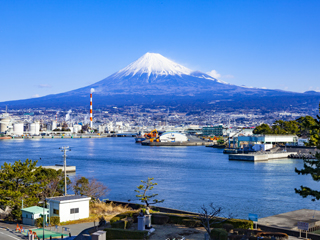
[39, 200, 45, 240]
[47, 202, 50, 226]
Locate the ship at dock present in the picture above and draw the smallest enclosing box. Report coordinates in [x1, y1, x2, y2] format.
[134, 130, 146, 143]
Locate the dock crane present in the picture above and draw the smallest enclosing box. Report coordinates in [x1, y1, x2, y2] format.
[228, 128, 244, 148]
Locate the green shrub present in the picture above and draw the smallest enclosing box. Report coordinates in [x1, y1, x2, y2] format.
[35, 217, 44, 227]
[222, 223, 234, 232]
[182, 219, 201, 228]
[111, 220, 126, 229]
[104, 228, 148, 239]
[50, 216, 60, 226]
[151, 214, 169, 225]
[211, 228, 228, 240]
[117, 210, 137, 219]
[219, 229, 228, 240]
[110, 216, 121, 224]
[123, 217, 134, 229]
[110, 211, 139, 225]
[111, 217, 133, 229]
[212, 218, 253, 229]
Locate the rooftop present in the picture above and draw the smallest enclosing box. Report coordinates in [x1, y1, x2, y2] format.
[21, 206, 49, 214]
[46, 195, 91, 202]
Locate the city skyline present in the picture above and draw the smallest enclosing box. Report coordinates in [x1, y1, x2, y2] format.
[1, 0, 320, 102]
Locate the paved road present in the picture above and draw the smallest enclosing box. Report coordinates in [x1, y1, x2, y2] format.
[0, 228, 24, 240]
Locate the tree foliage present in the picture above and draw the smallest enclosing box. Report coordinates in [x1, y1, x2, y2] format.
[253, 113, 317, 144]
[135, 177, 164, 207]
[38, 168, 71, 199]
[253, 123, 273, 134]
[0, 159, 69, 220]
[0, 159, 72, 220]
[72, 176, 109, 200]
[295, 104, 320, 201]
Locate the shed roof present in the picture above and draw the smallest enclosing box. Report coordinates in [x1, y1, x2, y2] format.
[21, 206, 49, 214]
[46, 195, 91, 202]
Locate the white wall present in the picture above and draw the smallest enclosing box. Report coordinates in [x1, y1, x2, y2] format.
[58, 200, 89, 222]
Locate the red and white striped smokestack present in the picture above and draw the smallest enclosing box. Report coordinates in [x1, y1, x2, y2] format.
[90, 88, 95, 128]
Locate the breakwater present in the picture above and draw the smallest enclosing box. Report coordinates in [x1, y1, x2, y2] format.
[229, 152, 296, 161]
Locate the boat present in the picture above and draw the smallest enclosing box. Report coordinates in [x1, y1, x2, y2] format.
[135, 131, 146, 143]
[135, 135, 146, 143]
[223, 148, 238, 154]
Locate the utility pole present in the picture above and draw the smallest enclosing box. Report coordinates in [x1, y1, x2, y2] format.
[60, 146, 70, 196]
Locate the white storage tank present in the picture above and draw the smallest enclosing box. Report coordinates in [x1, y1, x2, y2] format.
[73, 124, 82, 133]
[0, 118, 10, 133]
[52, 121, 57, 131]
[99, 125, 106, 133]
[29, 122, 40, 135]
[13, 122, 24, 136]
[160, 132, 188, 142]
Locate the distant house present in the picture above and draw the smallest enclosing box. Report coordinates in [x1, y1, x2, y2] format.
[21, 206, 49, 225]
[46, 195, 91, 222]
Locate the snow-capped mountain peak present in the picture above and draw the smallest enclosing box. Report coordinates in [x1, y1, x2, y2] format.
[116, 52, 192, 77]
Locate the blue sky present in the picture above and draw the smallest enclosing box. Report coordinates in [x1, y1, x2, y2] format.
[0, 0, 319, 101]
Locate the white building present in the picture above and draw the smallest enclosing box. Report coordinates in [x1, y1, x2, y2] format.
[160, 132, 188, 142]
[46, 195, 91, 222]
[98, 125, 106, 133]
[73, 124, 82, 133]
[13, 122, 24, 136]
[21, 206, 49, 225]
[29, 122, 40, 135]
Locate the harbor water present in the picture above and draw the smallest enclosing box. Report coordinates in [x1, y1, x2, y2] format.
[0, 137, 319, 219]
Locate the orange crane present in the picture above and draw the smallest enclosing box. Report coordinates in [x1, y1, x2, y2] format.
[144, 129, 158, 139]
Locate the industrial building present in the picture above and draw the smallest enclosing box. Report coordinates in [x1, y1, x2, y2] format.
[232, 135, 298, 149]
[202, 125, 224, 136]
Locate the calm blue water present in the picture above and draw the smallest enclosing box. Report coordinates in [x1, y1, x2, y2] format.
[0, 137, 319, 219]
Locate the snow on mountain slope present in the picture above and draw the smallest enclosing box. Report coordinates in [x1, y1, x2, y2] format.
[80, 52, 276, 96]
[115, 52, 192, 78]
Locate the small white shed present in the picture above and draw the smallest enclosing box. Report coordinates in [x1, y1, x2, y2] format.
[21, 206, 49, 225]
[46, 195, 91, 223]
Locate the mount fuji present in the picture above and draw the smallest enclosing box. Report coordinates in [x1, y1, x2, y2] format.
[1, 52, 320, 109]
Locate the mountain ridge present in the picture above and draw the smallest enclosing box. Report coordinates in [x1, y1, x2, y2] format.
[1, 52, 319, 110]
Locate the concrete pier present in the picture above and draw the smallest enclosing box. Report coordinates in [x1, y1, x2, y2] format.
[42, 165, 76, 172]
[229, 152, 297, 161]
[141, 141, 212, 146]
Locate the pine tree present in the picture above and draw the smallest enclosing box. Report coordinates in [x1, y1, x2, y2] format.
[135, 177, 164, 207]
[0, 159, 46, 219]
[295, 104, 320, 201]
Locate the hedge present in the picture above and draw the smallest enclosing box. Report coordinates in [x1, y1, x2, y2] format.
[104, 228, 148, 239]
[110, 211, 139, 225]
[149, 213, 252, 230]
[211, 228, 228, 240]
[212, 218, 253, 229]
[111, 218, 133, 229]
[181, 219, 201, 228]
